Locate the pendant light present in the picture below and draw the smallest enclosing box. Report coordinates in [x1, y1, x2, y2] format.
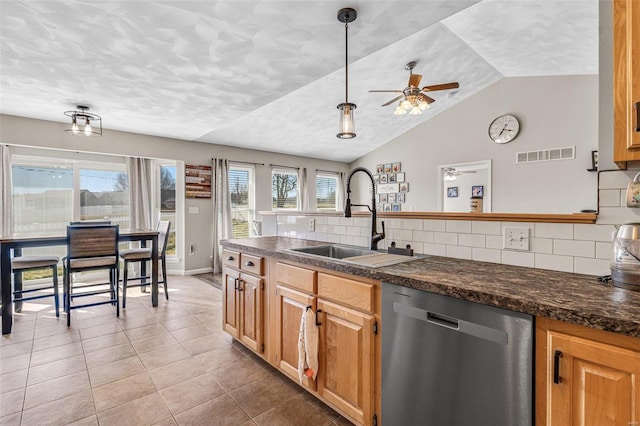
[64, 105, 102, 136]
[336, 7, 357, 139]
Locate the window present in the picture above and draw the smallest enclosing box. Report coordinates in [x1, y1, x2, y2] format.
[12, 156, 129, 233]
[229, 165, 255, 238]
[316, 172, 339, 210]
[158, 164, 177, 255]
[272, 168, 298, 210]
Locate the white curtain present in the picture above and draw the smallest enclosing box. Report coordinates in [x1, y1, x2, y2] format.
[299, 167, 308, 211]
[127, 157, 151, 229]
[212, 158, 233, 274]
[1, 145, 13, 237]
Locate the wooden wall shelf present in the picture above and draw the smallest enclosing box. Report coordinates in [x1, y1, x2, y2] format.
[259, 211, 598, 224]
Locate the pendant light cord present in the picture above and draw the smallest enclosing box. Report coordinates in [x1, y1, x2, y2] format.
[344, 19, 349, 103]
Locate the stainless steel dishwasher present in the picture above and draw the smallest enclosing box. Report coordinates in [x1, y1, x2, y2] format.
[382, 282, 533, 426]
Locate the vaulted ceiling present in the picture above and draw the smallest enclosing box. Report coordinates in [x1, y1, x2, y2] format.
[0, 0, 597, 162]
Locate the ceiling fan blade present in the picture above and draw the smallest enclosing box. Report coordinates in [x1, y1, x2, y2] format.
[381, 95, 404, 107]
[408, 73, 422, 88]
[422, 94, 436, 104]
[369, 90, 403, 93]
[421, 82, 459, 92]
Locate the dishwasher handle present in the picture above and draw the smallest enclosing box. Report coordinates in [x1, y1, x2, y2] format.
[427, 312, 459, 330]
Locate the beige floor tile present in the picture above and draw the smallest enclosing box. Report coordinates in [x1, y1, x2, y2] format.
[30, 341, 83, 367]
[0, 411, 21, 426]
[209, 357, 270, 392]
[1, 369, 28, 393]
[229, 375, 297, 417]
[154, 417, 178, 426]
[0, 328, 34, 346]
[79, 321, 123, 340]
[193, 345, 246, 372]
[33, 322, 69, 339]
[0, 353, 30, 375]
[118, 313, 160, 330]
[299, 391, 340, 421]
[23, 370, 90, 409]
[159, 372, 225, 415]
[0, 340, 33, 360]
[81, 331, 129, 353]
[92, 371, 157, 413]
[333, 416, 356, 425]
[131, 332, 179, 354]
[170, 324, 217, 343]
[252, 395, 334, 426]
[124, 323, 169, 341]
[84, 342, 137, 369]
[88, 355, 145, 388]
[32, 330, 80, 352]
[76, 313, 120, 330]
[0, 387, 25, 417]
[148, 357, 207, 390]
[20, 389, 95, 426]
[180, 333, 229, 356]
[139, 343, 190, 370]
[26, 353, 86, 386]
[174, 394, 250, 426]
[97, 392, 172, 426]
[67, 414, 99, 425]
[161, 316, 202, 331]
[270, 371, 305, 396]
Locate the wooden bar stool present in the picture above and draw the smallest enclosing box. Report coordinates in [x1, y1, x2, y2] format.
[12, 255, 60, 317]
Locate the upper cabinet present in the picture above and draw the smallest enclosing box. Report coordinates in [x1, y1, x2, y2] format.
[613, 0, 640, 165]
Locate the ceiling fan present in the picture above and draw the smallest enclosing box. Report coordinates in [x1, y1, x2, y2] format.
[369, 61, 459, 115]
[443, 167, 476, 181]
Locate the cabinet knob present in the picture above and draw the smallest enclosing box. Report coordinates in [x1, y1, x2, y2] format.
[226, 256, 234, 261]
[244, 261, 254, 267]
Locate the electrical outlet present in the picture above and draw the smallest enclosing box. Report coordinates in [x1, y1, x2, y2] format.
[503, 227, 530, 250]
[308, 218, 316, 232]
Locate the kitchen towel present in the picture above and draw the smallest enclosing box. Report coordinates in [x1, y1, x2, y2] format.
[298, 306, 319, 384]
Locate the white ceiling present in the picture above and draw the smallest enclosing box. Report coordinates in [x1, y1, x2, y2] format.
[0, 0, 598, 162]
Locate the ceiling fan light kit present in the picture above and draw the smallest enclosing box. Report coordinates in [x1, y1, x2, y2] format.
[64, 105, 102, 136]
[371, 61, 459, 116]
[336, 7, 357, 139]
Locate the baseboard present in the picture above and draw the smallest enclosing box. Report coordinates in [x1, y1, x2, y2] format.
[179, 267, 214, 276]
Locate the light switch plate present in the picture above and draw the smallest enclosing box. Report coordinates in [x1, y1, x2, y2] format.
[504, 227, 530, 250]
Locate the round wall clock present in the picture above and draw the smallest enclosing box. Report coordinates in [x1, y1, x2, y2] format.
[488, 114, 520, 144]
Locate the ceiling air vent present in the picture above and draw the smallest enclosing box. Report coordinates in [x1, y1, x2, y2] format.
[516, 146, 575, 164]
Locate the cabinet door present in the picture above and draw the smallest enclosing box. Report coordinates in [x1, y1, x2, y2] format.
[239, 273, 263, 353]
[275, 285, 316, 390]
[547, 331, 640, 425]
[222, 268, 239, 338]
[317, 299, 374, 425]
[613, 0, 640, 161]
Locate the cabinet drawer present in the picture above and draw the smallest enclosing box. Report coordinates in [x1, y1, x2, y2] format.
[241, 253, 264, 276]
[318, 273, 374, 313]
[223, 250, 240, 269]
[277, 263, 316, 294]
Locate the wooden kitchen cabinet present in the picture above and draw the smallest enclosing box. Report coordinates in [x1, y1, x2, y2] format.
[613, 0, 640, 164]
[274, 262, 379, 426]
[536, 317, 640, 425]
[222, 250, 266, 354]
[317, 298, 374, 426]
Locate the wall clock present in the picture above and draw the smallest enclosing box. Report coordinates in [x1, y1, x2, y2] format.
[488, 114, 520, 144]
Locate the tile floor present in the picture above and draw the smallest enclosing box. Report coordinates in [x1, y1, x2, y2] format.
[0, 275, 355, 426]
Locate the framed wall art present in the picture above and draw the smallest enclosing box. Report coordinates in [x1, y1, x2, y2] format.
[472, 185, 484, 197]
[185, 164, 212, 198]
[447, 187, 459, 198]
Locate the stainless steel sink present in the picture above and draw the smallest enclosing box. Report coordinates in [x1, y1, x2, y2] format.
[286, 244, 425, 267]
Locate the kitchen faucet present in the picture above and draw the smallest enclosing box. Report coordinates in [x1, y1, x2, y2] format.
[344, 167, 385, 250]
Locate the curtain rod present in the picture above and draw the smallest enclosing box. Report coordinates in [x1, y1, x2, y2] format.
[270, 163, 300, 170]
[211, 158, 264, 167]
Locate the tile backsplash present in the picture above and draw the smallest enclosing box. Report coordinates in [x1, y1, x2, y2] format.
[274, 170, 640, 277]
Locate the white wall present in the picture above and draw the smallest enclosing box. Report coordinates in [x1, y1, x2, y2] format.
[350, 75, 599, 214]
[0, 114, 349, 273]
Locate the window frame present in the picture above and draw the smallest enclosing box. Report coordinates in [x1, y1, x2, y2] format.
[315, 171, 340, 211]
[271, 168, 300, 211]
[229, 163, 256, 238]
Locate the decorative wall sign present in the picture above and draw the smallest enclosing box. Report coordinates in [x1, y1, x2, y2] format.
[378, 183, 400, 193]
[185, 164, 212, 198]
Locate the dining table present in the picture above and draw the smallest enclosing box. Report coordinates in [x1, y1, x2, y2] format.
[1, 228, 159, 334]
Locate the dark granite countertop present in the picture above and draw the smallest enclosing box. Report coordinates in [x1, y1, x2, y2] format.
[222, 237, 640, 338]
